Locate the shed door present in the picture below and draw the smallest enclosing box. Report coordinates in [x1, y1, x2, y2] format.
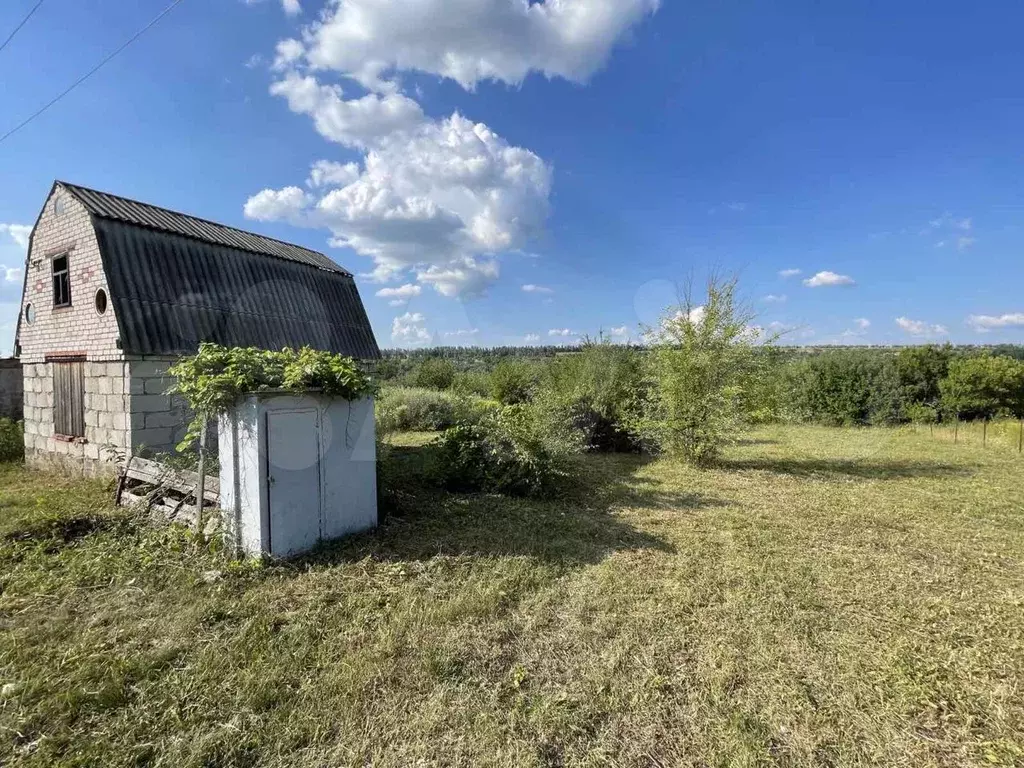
[266, 409, 321, 557]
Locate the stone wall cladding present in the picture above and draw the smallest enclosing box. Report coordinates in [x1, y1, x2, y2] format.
[17, 184, 122, 364]
[0, 358, 23, 421]
[23, 360, 130, 476]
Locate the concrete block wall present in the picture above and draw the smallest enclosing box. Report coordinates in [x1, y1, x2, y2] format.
[0, 358, 22, 421]
[127, 356, 216, 457]
[23, 361, 130, 476]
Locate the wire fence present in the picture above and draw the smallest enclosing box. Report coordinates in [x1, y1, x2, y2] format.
[911, 418, 1024, 454]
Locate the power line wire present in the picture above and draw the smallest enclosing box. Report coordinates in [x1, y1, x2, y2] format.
[0, 0, 45, 55]
[0, 0, 186, 147]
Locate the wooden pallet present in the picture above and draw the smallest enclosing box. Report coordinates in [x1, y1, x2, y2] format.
[115, 456, 219, 529]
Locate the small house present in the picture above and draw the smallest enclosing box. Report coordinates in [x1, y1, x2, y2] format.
[15, 181, 379, 473]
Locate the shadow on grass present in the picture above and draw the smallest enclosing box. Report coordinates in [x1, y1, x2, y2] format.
[716, 456, 974, 480]
[297, 443, 699, 568]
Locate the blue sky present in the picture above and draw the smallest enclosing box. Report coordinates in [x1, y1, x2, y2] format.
[2, 0, 1024, 353]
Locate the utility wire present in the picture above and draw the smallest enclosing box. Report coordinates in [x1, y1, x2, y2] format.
[0, 0, 45, 55]
[0, 0, 185, 147]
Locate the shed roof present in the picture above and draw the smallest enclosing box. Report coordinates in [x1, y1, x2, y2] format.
[59, 182, 380, 359]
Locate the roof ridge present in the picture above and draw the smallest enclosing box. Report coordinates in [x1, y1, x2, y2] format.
[57, 179, 333, 262]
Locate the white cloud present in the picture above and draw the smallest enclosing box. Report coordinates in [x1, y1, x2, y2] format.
[608, 325, 629, 337]
[2, 265, 23, 284]
[854, 318, 870, 330]
[956, 236, 975, 251]
[443, 328, 479, 337]
[895, 316, 947, 337]
[524, 333, 541, 343]
[521, 283, 553, 294]
[244, 53, 265, 69]
[243, 186, 311, 223]
[967, 313, 1024, 333]
[803, 270, 855, 288]
[778, 268, 801, 278]
[246, 0, 653, 299]
[0, 224, 30, 249]
[416, 258, 500, 298]
[375, 283, 421, 306]
[308, 160, 361, 188]
[762, 294, 787, 303]
[957, 217, 972, 231]
[548, 328, 575, 337]
[391, 311, 432, 344]
[281, 0, 301, 15]
[298, 0, 659, 92]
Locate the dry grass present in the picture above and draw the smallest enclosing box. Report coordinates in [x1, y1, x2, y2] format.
[1, 425, 1022, 767]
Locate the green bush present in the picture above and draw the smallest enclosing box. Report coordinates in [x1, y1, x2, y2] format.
[490, 359, 536, 405]
[0, 418, 23, 462]
[633, 276, 772, 464]
[414, 358, 457, 390]
[431, 406, 557, 496]
[451, 369, 492, 398]
[376, 387, 498, 432]
[940, 354, 1024, 421]
[532, 341, 645, 453]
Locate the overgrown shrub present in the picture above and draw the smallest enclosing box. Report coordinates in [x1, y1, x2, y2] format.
[414, 358, 457, 390]
[169, 343, 373, 451]
[531, 341, 645, 452]
[490, 359, 536, 405]
[940, 354, 1024, 420]
[632, 276, 774, 464]
[0, 418, 23, 462]
[376, 387, 498, 432]
[431, 406, 557, 496]
[783, 351, 885, 426]
[451, 369, 492, 398]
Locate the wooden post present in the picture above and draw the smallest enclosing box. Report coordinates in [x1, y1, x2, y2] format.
[983, 418, 987, 448]
[954, 418, 959, 444]
[1019, 419, 1023, 454]
[196, 419, 207, 545]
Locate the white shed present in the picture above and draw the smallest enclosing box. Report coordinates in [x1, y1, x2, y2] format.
[218, 392, 377, 558]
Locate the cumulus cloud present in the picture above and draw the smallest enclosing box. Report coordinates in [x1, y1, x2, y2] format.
[245, 0, 655, 299]
[854, 318, 870, 330]
[548, 328, 575, 337]
[521, 284, 553, 294]
[895, 316, 947, 337]
[443, 328, 479, 337]
[2, 265, 23, 284]
[375, 283, 421, 306]
[608, 325, 629, 337]
[524, 333, 541, 343]
[0, 224, 30, 249]
[391, 311, 432, 344]
[299, 0, 660, 92]
[778, 268, 801, 278]
[803, 270, 855, 288]
[243, 186, 311, 223]
[307, 160, 361, 188]
[956, 236, 975, 251]
[281, 0, 301, 15]
[762, 294, 786, 303]
[967, 313, 1024, 332]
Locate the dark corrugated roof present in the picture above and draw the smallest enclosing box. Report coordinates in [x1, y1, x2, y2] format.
[92, 218, 380, 359]
[61, 181, 348, 275]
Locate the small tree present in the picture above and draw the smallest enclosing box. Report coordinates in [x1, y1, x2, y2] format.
[634, 275, 774, 464]
[414, 357, 456, 390]
[940, 354, 1024, 421]
[490, 359, 536, 405]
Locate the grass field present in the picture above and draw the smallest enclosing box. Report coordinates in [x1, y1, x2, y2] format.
[1, 425, 1022, 767]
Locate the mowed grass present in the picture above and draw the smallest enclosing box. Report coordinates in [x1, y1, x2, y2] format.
[1, 426, 1022, 767]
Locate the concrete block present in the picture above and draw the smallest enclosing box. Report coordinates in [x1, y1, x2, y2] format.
[143, 377, 170, 395]
[132, 394, 170, 413]
[133, 427, 174, 451]
[129, 376, 145, 395]
[145, 411, 183, 429]
[130, 360, 171, 379]
[84, 442, 101, 461]
[112, 412, 128, 431]
[98, 377, 112, 395]
[85, 410, 98, 427]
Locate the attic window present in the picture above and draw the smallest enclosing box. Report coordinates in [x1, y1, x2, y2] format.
[54, 194, 67, 216]
[52, 254, 71, 307]
[95, 288, 107, 315]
